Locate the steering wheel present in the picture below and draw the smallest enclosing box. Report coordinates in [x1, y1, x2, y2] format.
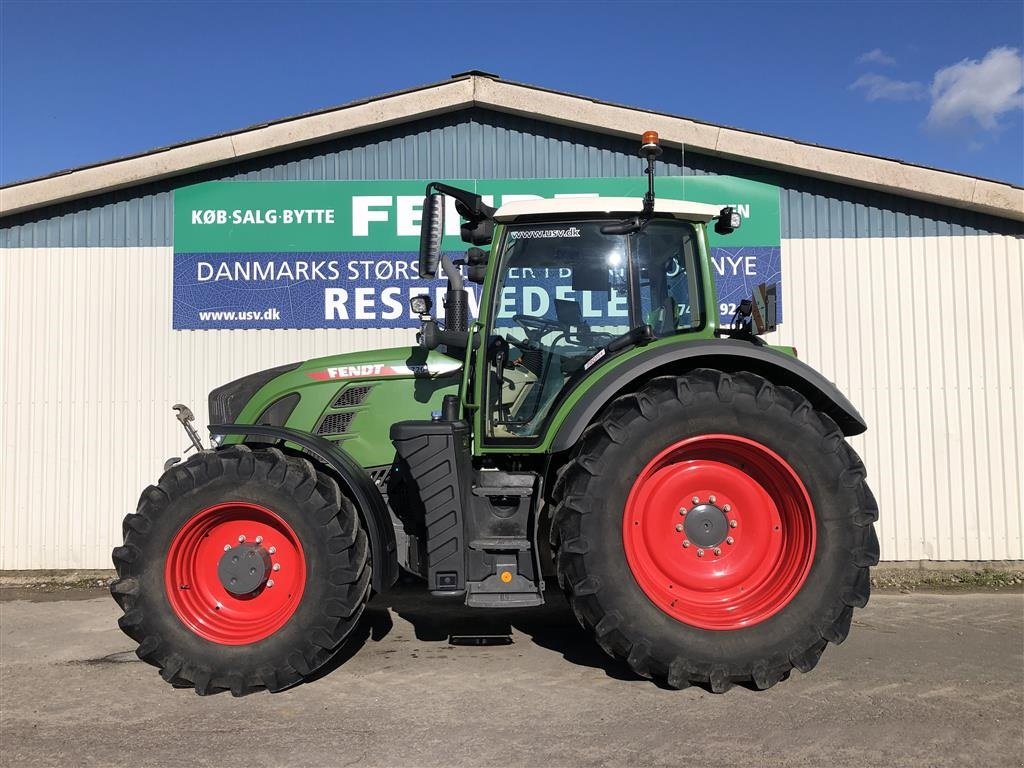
[513, 314, 566, 343]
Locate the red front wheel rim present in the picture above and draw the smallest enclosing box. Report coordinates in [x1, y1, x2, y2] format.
[164, 502, 306, 645]
[622, 435, 816, 630]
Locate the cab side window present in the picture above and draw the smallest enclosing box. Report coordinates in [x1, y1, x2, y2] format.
[637, 221, 701, 336]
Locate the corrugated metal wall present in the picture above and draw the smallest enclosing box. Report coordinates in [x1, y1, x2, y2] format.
[775, 235, 1023, 561]
[0, 246, 417, 569]
[2, 235, 1020, 568]
[2, 106, 1022, 568]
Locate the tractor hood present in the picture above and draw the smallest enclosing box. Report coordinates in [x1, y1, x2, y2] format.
[209, 346, 463, 428]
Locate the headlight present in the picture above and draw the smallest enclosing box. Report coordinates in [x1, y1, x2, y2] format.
[410, 294, 433, 316]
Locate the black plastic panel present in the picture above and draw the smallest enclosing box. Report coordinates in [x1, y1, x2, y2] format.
[390, 420, 471, 595]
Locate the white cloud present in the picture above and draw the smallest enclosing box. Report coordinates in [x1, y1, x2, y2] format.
[927, 46, 1024, 131]
[858, 48, 896, 66]
[849, 73, 926, 102]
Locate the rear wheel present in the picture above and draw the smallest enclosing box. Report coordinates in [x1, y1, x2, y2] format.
[111, 445, 371, 696]
[551, 369, 879, 691]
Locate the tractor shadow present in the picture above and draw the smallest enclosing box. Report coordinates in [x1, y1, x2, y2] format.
[359, 579, 654, 684]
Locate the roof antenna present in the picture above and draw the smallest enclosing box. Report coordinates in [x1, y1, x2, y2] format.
[639, 131, 662, 217]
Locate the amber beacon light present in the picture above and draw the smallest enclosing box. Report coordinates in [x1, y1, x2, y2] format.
[640, 131, 662, 158]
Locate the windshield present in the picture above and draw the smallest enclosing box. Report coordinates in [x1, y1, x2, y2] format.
[485, 218, 702, 440]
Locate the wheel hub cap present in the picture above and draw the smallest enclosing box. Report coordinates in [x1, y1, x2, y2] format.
[683, 503, 728, 547]
[217, 543, 272, 596]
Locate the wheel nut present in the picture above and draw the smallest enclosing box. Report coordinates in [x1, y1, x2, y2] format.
[729, 520, 738, 528]
[238, 535, 246, 543]
[223, 544, 231, 551]
[679, 507, 687, 516]
[692, 496, 700, 505]
[726, 536, 734, 545]
[266, 579, 275, 588]
[713, 547, 721, 556]
[696, 549, 705, 557]
[709, 495, 717, 504]
[273, 563, 281, 571]
[682, 540, 690, 548]
[255, 535, 263, 544]
[723, 504, 731, 512]
[268, 546, 276, 554]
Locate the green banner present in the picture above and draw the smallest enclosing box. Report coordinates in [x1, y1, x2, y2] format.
[172, 176, 781, 329]
[173, 177, 780, 253]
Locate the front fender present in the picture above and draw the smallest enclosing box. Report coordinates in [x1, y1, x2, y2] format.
[548, 340, 867, 452]
[209, 423, 399, 593]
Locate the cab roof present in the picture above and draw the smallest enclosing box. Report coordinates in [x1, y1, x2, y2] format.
[493, 197, 723, 223]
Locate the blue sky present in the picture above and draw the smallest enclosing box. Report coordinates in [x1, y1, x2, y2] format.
[1, 1, 1022, 186]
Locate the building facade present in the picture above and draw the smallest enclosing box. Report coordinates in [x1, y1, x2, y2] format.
[1, 73, 1022, 569]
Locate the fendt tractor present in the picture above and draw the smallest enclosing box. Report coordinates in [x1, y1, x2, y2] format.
[112, 131, 879, 696]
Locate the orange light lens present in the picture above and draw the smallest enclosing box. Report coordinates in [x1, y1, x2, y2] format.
[641, 130, 660, 147]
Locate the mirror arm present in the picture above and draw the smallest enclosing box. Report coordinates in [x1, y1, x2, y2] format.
[426, 182, 497, 220]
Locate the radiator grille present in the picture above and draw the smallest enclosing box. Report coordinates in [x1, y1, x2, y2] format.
[331, 385, 372, 409]
[316, 412, 356, 435]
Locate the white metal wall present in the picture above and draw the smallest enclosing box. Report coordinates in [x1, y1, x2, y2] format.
[0, 246, 417, 569]
[1, 235, 1022, 568]
[774, 234, 1024, 561]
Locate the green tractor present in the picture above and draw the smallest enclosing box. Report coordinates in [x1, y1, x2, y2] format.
[111, 132, 878, 695]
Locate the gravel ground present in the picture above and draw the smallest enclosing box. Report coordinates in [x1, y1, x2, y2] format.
[1, 586, 1022, 768]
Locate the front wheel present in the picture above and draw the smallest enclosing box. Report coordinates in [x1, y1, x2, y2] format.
[550, 369, 879, 692]
[111, 445, 371, 696]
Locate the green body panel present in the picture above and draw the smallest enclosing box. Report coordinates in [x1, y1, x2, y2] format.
[226, 346, 461, 467]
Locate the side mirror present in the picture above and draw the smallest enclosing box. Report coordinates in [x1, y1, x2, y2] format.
[714, 206, 742, 236]
[418, 193, 444, 279]
[751, 282, 778, 335]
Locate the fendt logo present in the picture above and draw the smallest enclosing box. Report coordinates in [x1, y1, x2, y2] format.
[305, 361, 462, 381]
[310, 364, 386, 380]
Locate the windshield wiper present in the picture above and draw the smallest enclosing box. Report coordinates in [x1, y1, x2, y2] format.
[583, 324, 654, 371]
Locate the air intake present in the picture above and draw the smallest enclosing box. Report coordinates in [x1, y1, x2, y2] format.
[331, 385, 372, 409]
[316, 412, 356, 436]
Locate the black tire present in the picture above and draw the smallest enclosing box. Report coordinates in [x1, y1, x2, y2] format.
[111, 445, 371, 696]
[550, 369, 879, 692]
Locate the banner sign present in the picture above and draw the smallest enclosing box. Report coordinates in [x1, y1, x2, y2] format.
[173, 177, 781, 329]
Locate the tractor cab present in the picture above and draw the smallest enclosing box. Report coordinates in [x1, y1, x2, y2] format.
[481, 198, 719, 439]
[411, 132, 742, 446]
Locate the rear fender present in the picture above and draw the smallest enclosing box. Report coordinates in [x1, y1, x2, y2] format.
[209, 423, 399, 593]
[548, 340, 867, 452]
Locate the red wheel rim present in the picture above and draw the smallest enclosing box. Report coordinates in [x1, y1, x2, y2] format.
[164, 502, 306, 645]
[622, 435, 816, 630]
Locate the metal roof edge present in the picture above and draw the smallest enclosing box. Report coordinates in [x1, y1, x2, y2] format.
[473, 78, 1023, 223]
[2, 73, 1022, 222]
[0, 76, 478, 217]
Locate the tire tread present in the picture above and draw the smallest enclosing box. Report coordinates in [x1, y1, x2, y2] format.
[551, 369, 878, 691]
[110, 447, 371, 696]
